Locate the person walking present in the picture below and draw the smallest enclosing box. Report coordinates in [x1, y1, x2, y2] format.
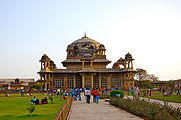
[134, 86, 139, 99]
[92, 88, 96, 103]
[95, 89, 100, 103]
[147, 88, 151, 101]
[84, 88, 91, 103]
[76, 88, 81, 101]
[73, 88, 77, 101]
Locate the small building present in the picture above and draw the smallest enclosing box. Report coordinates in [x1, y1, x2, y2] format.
[151, 81, 167, 88]
[173, 79, 181, 88]
[0, 78, 34, 90]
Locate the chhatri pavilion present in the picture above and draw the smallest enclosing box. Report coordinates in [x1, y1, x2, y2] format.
[37, 34, 135, 90]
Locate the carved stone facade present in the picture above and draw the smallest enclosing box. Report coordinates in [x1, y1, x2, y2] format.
[38, 34, 135, 90]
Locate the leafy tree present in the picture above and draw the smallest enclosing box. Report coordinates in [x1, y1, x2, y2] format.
[166, 81, 174, 89]
[148, 74, 159, 81]
[137, 80, 152, 88]
[135, 68, 159, 81]
[135, 68, 148, 81]
[30, 83, 41, 90]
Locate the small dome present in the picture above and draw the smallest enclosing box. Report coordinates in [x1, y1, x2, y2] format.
[99, 44, 105, 50]
[67, 45, 74, 50]
[125, 52, 132, 59]
[117, 57, 124, 63]
[112, 62, 120, 69]
[41, 54, 50, 61]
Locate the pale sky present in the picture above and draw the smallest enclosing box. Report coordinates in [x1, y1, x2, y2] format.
[1, 0, 181, 80]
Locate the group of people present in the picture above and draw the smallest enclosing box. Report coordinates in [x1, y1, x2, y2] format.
[31, 97, 48, 105]
[130, 87, 151, 100]
[64, 88, 101, 104]
[70, 88, 82, 101]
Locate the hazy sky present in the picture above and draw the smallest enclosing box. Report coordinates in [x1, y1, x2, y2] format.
[1, 0, 181, 80]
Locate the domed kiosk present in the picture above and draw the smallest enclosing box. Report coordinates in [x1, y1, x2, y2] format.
[38, 34, 135, 91]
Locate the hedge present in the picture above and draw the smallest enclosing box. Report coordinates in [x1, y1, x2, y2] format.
[109, 97, 181, 120]
[110, 90, 124, 98]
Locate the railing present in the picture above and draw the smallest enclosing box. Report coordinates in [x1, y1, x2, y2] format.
[55, 96, 73, 120]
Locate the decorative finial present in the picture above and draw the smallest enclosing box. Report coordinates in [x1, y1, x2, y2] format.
[84, 32, 87, 37]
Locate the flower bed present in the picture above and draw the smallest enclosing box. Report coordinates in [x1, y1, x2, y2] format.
[109, 98, 181, 120]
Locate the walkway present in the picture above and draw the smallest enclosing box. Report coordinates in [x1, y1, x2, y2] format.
[125, 95, 181, 109]
[69, 94, 143, 120]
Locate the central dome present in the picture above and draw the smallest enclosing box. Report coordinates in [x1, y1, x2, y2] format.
[67, 34, 102, 56]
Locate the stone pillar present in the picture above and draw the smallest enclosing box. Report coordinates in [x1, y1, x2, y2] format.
[121, 80, 123, 89]
[45, 74, 47, 80]
[90, 61, 93, 68]
[41, 62, 42, 69]
[64, 74, 67, 89]
[91, 73, 94, 88]
[99, 73, 101, 88]
[131, 61, 133, 69]
[125, 82, 128, 90]
[132, 81, 134, 88]
[82, 73, 85, 88]
[124, 73, 126, 80]
[82, 60, 85, 69]
[74, 74, 76, 88]
[128, 81, 130, 90]
[107, 74, 111, 90]
[128, 61, 130, 68]
[48, 82, 51, 90]
[132, 73, 134, 79]
[45, 82, 47, 90]
[40, 74, 42, 80]
[51, 80, 53, 90]
[49, 74, 50, 80]
[45, 62, 47, 69]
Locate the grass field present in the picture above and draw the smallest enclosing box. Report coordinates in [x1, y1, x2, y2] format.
[124, 90, 181, 103]
[0, 94, 67, 120]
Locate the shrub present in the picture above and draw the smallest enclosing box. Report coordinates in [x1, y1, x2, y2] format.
[27, 105, 36, 117]
[109, 97, 181, 120]
[110, 90, 124, 98]
[99, 93, 110, 99]
[49, 96, 54, 103]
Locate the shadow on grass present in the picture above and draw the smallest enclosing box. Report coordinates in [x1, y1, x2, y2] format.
[18, 114, 43, 118]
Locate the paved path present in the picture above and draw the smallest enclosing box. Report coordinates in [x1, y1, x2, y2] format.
[125, 95, 181, 109]
[69, 94, 143, 120]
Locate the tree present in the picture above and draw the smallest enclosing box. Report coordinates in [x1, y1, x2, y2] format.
[135, 68, 148, 81]
[137, 80, 152, 88]
[135, 68, 159, 81]
[166, 81, 174, 89]
[30, 83, 41, 90]
[148, 74, 159, 81]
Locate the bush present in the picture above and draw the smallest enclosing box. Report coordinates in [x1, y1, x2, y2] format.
[109, 98, 181, 120]
[99, 93, 110, 99]
[110, 90, 124, 98]
[49, 96, 54, 103]
[27, 105, 36, 116]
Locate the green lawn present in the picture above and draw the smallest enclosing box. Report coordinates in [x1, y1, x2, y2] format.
[149, 95, 181, 103]
[124, 90, 181, 103]
[0, 94, 67, 120]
